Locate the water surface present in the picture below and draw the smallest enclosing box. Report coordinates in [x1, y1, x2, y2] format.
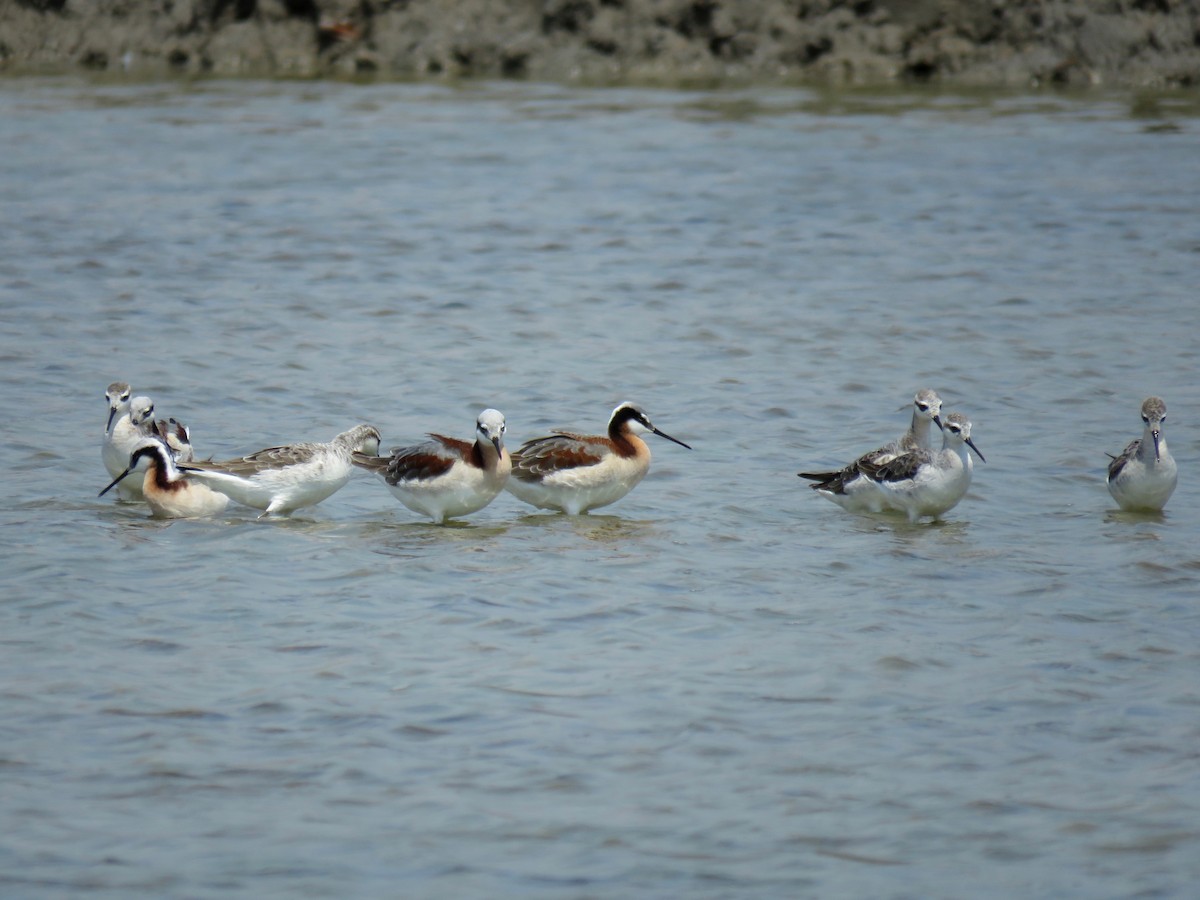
[2, 79, 1199, 897]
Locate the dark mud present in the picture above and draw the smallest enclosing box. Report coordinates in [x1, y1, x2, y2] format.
[4, 0, 1200, 88]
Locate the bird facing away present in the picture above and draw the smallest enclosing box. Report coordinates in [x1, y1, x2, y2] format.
[1107, 396, 1177, 512]
[178, 424, 381, 516]
[860, 411, 985, 523]
[100, 437, 229, 519]
[153, 417, 195, 463]
[351, 409, 510, 524]
[506, 401, 691, 515]
[799, 389, 944, 514]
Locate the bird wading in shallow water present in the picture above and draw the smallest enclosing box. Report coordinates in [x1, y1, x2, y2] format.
[100, 437, 229, 519]
[1107, 396, 1177, 512]
[506, 401, 691, 515]
[178, 424, 381, 516]
[102, 387, 157, 500]
[799, 389, 944, 514]
[860, 411, 985, 523]
[352, 409, 510, 524]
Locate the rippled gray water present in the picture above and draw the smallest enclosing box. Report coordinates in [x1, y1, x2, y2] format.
[2, 78, 1200, 897]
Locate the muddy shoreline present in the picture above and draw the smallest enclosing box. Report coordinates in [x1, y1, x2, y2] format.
[4, 1, 1200, 88]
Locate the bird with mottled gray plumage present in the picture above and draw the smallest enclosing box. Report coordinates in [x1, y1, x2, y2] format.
[1107, 396, 1177, 512]
[179, 424, 381, 516]
[860, 411, 984, 523]
[799, 389, 944, 514]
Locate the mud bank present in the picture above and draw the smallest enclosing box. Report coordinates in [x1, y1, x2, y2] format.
[4, 0, 1200, 88]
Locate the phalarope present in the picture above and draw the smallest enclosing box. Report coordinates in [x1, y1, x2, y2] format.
[1107, 396, 1177, 512]
[153, 417, 195, 463]
[799, 389, 944, 513]
[102, 387, 157, 500]
[102, 382, 134, 485]
[178, 423, 381, 516]
[506, 401, 691, 515]
[861, 411, 984, 523]
[352, 409, 510, 524]
[100, 437, 229, 518]
[104, 382, 132, 434]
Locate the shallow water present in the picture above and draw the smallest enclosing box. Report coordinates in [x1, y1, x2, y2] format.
[2, 78, 1200, 897]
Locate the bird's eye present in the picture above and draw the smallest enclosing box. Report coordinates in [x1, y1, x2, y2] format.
[1142, 416, 1149, 424]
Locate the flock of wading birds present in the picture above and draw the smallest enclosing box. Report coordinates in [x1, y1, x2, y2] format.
[99, 383, 1179, 524]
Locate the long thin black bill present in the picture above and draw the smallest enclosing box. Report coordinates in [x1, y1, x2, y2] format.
[99, 467, 134, 497]
[653, 428, 692, 450]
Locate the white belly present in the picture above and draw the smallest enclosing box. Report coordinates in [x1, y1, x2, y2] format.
[506, 455, 648, 515]
[1109, 456, 1177, 511]
[383, 464, 508, 524]
[103, 418, 145, 499]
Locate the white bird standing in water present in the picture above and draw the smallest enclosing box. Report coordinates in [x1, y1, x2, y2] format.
[178, 424, 381, 516]
[799, 389, 944, 514]
[102, 385, 157, 500]
[861, 411, 984, 523]
[1107, 396, 1177, 512]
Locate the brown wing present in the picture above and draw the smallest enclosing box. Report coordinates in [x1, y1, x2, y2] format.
[358, 434, 471, 485]
[511, 433, 607, 483]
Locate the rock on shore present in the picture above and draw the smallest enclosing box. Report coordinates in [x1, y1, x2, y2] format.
[3, 0, 1199, 88]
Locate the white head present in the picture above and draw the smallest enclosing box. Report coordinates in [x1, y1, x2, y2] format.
[913, 389, 944, 430]
[1140, 396, 1167, 460]
[476, 409, 507, 456]
[105, 382, 132, 432]
[130, 396, 156, 428]
[359, 425, 382, 456]
[942, 412, 985, 462]
[336, 424, 382, 455]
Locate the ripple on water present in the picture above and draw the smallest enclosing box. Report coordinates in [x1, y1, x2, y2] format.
[2, 79, 1200, 899]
